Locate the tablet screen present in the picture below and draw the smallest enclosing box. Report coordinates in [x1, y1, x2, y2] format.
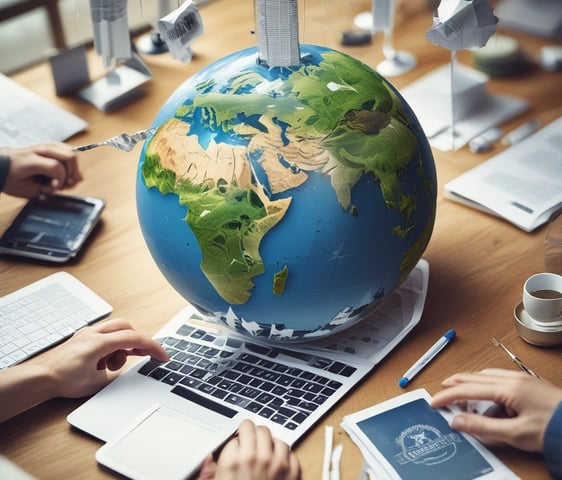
[0, 194, 105, 261]
[9, 198, 93, 248]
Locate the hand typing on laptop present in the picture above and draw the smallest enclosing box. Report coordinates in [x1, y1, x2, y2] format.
[0, 142, 82, 198]
[197, 419, 301, 480]
[0, 318, 168, 423]
[1, 315, 302, 479]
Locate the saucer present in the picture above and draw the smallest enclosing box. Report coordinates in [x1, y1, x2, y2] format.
[514, 302, 562, 347]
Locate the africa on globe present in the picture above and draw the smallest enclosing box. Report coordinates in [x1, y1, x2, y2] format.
[136, 44, 437, 341]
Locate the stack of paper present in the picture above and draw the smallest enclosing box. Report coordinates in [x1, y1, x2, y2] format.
[444, 116, 562, 232]
[341, 389, 520, 479]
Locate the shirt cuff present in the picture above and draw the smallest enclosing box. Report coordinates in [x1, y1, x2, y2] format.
[544, 401, 562, 479]
[0, 153, 11, 193]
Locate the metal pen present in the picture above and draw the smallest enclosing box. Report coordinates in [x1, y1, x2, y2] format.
[491, 336, 540, 377]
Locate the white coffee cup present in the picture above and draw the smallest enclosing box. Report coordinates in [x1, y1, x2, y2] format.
[522, 272, 562, 324]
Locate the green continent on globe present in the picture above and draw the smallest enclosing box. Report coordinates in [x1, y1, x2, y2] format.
[143, 118, 291, 305]
[142, 49, 430, 305]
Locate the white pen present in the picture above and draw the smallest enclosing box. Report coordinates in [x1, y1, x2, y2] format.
[330, 444, 343, 480]
[501, 119, 540, 146]
[322, 425, 333, 480]
[398, 329, 456, 388]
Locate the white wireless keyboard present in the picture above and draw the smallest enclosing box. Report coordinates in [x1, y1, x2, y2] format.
[0, 272, 112, 370]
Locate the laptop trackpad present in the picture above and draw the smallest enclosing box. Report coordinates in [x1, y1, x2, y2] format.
[96, 403, 238, 480]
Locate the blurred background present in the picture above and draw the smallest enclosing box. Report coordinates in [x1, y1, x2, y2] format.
[1, 0, 560, 75]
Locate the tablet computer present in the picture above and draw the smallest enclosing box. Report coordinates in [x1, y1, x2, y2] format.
[0, 194, 105, 262]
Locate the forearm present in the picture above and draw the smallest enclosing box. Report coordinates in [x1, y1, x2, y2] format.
[0, 363, 58, 423]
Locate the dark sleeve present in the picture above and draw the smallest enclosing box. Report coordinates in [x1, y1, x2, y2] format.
[544, 401, 562, 479]
[0, 153, 10, 193]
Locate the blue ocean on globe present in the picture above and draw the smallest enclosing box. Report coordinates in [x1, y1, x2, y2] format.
[136, 44, 437, 341]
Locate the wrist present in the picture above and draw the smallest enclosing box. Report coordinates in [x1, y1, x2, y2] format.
[19, 361, 60, 398]
[0, 362, 60, 422]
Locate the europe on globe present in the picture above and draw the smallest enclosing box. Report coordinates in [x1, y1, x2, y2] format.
[136, 44, 437, 341]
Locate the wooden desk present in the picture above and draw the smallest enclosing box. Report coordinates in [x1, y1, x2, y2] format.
[1, 0, 561, 478]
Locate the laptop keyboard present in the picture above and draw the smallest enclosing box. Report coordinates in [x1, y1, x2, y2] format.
[138, 323, 358, 431]
[0, 283, 99, 370]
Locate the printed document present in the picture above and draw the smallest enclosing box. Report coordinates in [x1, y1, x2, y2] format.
[444, 116, 562, 232]
[0, 74, 87, 148]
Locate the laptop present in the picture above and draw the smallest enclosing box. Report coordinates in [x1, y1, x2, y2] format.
[68, 259, 429, 480]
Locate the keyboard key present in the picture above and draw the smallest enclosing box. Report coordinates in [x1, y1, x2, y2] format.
[239, 387, 260, 398]
[258, 407, 274, 419]
[256, 392, 275, 404]
[245, 402, 262, 413]
[148, 367, 169, 380]
[176, 324, 195, 336]
[225, 394, 249, 408]
[340, 366, 357, 377]
[271, 414, 288, 425]
[138, 359, 161, 376]
[211, 389, 228, 400]
[162, 372, 184, 385]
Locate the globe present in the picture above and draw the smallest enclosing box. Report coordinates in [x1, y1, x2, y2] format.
[136, 44, 437, 342]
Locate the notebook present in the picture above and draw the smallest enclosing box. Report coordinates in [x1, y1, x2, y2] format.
[68, 259, 429, 480]
[0, 272, 112, 370]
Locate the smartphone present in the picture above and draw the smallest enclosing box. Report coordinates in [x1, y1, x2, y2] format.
[0, 194, 105, 262]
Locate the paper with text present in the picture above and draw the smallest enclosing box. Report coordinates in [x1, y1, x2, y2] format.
[0, 74, 87, 148]
[444, 116, 562, 231]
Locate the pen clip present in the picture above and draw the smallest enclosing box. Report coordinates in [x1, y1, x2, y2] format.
[491, 336, 539, 378]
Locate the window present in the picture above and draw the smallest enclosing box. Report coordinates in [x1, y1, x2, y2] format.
[0, 0, 150, 74]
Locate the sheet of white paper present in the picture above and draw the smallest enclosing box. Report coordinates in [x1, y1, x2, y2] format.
[444, 116, 562, 232]
[158, 0, 204, 63]
[427, 0, 498, 51]
[301, 259, 429, 363]
[0, 74, 88, 148]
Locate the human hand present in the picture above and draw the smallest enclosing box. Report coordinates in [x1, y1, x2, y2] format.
[197, 420, 301, 480]
[29, 318, 168, 399]
[430, 368, 562, 452]
[1, 142, 82, 198]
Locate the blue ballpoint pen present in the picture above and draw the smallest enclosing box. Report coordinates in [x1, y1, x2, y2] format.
[398, 329, 456, 388]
